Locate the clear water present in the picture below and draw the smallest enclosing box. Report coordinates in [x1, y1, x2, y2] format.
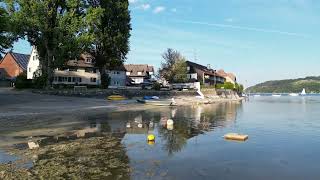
[1, 96, 320, 179]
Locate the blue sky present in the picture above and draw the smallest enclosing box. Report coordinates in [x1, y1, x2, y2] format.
[11, 0, 320, 87]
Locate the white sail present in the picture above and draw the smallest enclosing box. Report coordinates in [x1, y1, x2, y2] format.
[301, 88, 306, 95]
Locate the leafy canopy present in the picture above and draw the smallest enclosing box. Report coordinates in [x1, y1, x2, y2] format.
[159, 48, 188, 83]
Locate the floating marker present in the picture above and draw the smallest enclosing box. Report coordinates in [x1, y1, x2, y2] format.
[224, 133, 248, 141]
[147, 134, 155, 142]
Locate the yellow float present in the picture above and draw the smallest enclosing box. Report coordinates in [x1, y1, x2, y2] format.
[147, 134, 155, 142]
[224, 133, 248, 141]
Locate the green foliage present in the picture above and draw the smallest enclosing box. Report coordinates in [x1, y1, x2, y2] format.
[33, 76, 47, 89]
[0, 7, 15, 58]
[216, 82, 236, 90]
[159, 48, 188, 83]
[5, 0, 87, 87]
[247, 76, 320, 93]
[152, 82, 161, 90]
[85, 0, 131, 88]
[15, 73, 32, 89]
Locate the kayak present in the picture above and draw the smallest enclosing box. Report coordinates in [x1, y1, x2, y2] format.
[107, 95, 126, 101]
[143, 96, 160, 100]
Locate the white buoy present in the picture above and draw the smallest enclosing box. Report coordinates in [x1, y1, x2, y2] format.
[126, 123, 131, 128]
[138, 123, 143, 128]
[167, 119, 174, 126]
[167, 124, 174, 131]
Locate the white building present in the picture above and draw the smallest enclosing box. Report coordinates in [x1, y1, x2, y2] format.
[27, 47, 126, 87]
[124, 64, 154, 85]
[27, 47, 40, 79]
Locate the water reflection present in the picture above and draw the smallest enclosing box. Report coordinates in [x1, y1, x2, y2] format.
[1, 102, 242, 179]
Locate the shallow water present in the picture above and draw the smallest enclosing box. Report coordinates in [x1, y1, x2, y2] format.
[1, 96, 320, 179]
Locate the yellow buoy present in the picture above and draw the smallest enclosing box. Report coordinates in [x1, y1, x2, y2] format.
[147, 141, 155, 146]
[224, 133, 248, 141]
[147, 134, 155, 142]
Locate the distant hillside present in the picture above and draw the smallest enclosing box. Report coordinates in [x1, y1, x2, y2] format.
[247, 76, 320, 93]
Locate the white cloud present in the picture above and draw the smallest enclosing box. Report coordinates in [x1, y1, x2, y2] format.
[140, 4, 151, 10]
[153, 6, 166, 14]
[177, 20, 310, 38]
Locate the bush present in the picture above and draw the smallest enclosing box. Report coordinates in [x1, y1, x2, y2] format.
[15, 73, 32, 89]
[33, 75, 47, 89]
[152, 82, 161, 90]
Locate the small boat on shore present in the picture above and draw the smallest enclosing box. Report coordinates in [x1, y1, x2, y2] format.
[107, 95, 126, 101]
[137, 98, 177, 106]
[143, 96, 159, 100]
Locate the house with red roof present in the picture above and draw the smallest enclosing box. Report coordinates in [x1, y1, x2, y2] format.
[0, 52, 30, 80]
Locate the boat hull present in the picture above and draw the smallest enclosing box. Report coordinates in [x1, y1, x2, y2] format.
[137, 99, 176, 106]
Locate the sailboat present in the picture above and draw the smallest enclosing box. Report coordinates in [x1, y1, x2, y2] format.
[300, 88, 307, 96]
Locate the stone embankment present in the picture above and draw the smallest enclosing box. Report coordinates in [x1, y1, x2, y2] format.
[32, 88, 243, 105]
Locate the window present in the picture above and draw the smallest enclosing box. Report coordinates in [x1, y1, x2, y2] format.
[90, 78, 97, 82]
[33, 56, 35, 61]
[137, 72, 142, 75]
[72, 77, 76, 82]
[126, 72, 131, 75]
[86, 58, 92, 63]
[68, 77, 72, 82]
[29, 68, 31, 72]
[187, 66, 190, 71]
[58, 77, 63, 82]
[117, 71, 120, 74]
[79, 78, 82, 82]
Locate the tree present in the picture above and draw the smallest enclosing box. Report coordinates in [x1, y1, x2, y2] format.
[0, 7, 15, 58]
[159, 48, 188, 83]
[5, 0, 86, 87]
[84, 0, 131, 88]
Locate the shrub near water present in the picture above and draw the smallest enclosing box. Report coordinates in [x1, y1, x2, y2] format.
[14, 74, 32, 89]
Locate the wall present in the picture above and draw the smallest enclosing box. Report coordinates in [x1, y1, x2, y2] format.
[0, 53, 24, 79]
[53, 69, 100, 86]
[27, 48, 40, 79]
[33, 89, 199, 98]
[107, 70, 126, 87]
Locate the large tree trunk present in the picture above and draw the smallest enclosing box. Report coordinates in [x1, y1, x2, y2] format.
[99, 64, 108, 89]
[46, 49, 54, 88]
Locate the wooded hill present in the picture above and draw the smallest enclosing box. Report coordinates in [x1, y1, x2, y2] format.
[246, 76, 320, 93]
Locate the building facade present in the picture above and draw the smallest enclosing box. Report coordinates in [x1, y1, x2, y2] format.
[124, 64, 154, 85]
[27, 47, 40, 79]
[27, 47, 126, 87]
[186, 61, 225, 86]
[0, 52, 30, 80]
[217, 69, 237, 85]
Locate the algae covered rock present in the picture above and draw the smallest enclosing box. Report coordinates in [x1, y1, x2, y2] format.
[2, 136, 130, 180]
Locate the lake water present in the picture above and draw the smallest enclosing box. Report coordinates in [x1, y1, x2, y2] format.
[1, 96, 320, 179]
